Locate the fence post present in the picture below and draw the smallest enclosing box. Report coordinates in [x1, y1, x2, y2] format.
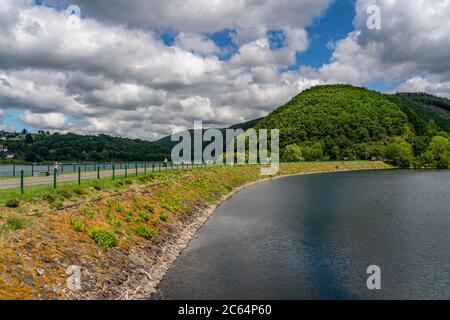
[144, 163, 147, 174]
[112, 164, 115, 180]
[135, 163, 138, 176]
[20, 170, 24, 194]
[53, 168, 57, 189]
[152, 164, 154, 172]
[78, 167, 81, 186]
[31, 165, 34, 177]
[125, 165, 128, 178]
[13, 165, 16, 178]
[97, 166, 100, 180]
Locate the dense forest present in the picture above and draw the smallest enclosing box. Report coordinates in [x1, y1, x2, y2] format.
[0, 132, 170, 163]
[255, 85, 450, 168]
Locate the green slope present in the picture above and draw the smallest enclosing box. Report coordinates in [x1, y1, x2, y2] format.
[394, 92, 450, 132]
[254, 85, 449, 167]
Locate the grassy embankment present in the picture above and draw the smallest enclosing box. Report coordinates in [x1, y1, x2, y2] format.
[0, 161, 391, 299]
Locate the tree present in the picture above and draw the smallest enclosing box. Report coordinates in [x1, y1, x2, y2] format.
[385, 141, 414, 167]
[281, 144, 304, 161]
[425, 136, 450, 168]
[25, 133, 34, 144]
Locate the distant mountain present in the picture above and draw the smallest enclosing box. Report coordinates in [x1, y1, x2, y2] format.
[155, 118, 263, 151]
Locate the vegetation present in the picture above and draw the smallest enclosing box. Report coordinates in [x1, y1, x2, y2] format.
[7, 216, 27, 230]
[1, 131, 170, 163]
[71, 219, 84, 232]
[134, 225, 158, 240]
[89, 228, 118, 251]
[5, 198, 20, 208]
[254, 85, 450, 168]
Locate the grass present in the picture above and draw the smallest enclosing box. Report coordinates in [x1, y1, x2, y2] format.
[89, 228, 118, 251]
[159, 213, 169, 222]
[7, 216, 27, 230]
[71, 219, 84, 232]
[134, 225, 158, 240]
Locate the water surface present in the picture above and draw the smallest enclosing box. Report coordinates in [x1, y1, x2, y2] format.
[158, 170, 450, 300]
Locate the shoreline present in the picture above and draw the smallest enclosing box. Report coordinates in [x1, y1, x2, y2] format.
[142, 166, 391, 300]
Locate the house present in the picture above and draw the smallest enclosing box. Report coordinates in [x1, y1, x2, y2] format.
[0, 145, 7, 152]
[0, 136, 6, 141]
[5, 153, 15, 160]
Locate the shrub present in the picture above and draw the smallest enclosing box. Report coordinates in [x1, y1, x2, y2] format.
[49, 200, 64, 209]
[160, 213, 169, 222]
[143, 204, 154, 213]
[71, 219, 84, 232]
[125, 211, 134, 222]
[105, 208, 112, 221]
[5, 198, 20, 208]
[134, 225, 158, 240]
[81, 206, 96, 218]
[7, 216, 26, 230]
[89, 228, 118, 251]
[115, 202, 124, 213]
[135, 211, 149, 223]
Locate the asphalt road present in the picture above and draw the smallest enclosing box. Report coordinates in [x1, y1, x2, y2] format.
[0, 166, 173, 190]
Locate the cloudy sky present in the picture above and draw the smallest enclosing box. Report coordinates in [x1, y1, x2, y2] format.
[0, 0, 449, 140]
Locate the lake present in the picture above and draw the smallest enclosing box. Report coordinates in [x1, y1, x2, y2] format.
[158, 170, 450, 299]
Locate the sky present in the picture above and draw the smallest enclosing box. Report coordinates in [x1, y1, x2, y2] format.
[0, 0, 450, 140]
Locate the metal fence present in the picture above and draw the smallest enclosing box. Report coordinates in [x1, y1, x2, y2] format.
[10, 161, 225, 194]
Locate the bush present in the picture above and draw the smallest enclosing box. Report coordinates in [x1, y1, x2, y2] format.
[71, 219, 84, 232]
[135, 211, 149, 223]
[160, 213, 169, 222]
[5, 198, 20, 208]
[7, 216, 26, 230]
[134, 225, 158, 240]
[143, 204, 154, 213]
[89, 228, 118, 251]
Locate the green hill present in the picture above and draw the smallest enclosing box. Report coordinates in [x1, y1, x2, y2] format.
[254, 85, 450, 167]
[1, 132, 170, 163]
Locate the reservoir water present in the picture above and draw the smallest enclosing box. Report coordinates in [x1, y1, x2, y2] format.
[158, 170, 450, 299]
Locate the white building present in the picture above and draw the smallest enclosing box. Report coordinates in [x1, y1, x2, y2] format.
[0, 145, 8, 152]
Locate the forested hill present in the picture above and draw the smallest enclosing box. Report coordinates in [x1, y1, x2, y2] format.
[394, 92, 450, 132]
[255, 85, 450, 168]
[0, 132, 170, 163]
